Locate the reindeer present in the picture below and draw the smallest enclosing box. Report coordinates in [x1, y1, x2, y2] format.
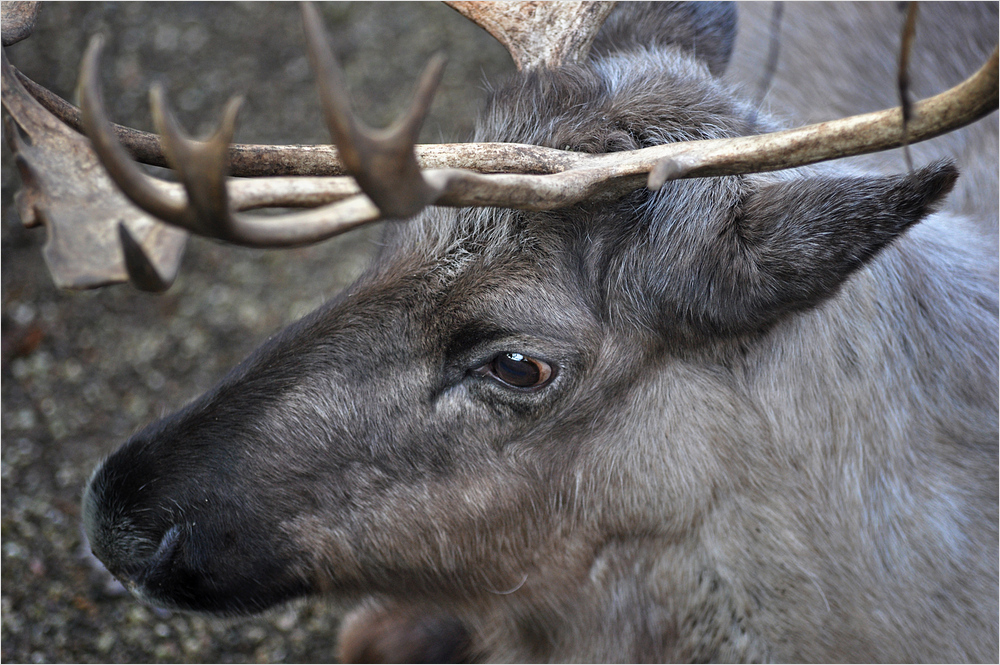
[4, 1, 996, 661]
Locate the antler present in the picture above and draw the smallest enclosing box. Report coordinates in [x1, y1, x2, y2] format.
[1, 1, 40, 46]
[5, 1, 998, 289]
[73, 2, 623, 247]
[2, 46, 187, 291]
[300, 2, 446, 219]
[646, 44, 999, 189]
[84, 13, 998, 218]
[444, 1, 617, 70]
[78, 33, 384, 248]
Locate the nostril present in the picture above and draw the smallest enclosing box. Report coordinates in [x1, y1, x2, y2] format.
[101, 525, 186, 605]
[146, 525, 182, 572]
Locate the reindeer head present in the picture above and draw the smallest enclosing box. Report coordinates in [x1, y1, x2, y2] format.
[5, 1, 995, 660]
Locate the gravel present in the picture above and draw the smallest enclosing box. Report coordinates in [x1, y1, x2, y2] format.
[1, 3, 511, 662]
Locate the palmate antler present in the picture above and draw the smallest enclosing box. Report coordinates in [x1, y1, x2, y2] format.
[4, 1, 998, 290]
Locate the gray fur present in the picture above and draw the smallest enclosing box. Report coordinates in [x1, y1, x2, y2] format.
[83, 2, 998, 662]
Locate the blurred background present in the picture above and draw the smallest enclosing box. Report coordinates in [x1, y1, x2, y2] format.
[1, 2, 509, 661]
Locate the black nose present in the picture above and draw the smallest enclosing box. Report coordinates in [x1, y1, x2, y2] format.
[81, 466, 174, 582]
[81, 459, 198, 613]
[81, 409, 315, 615]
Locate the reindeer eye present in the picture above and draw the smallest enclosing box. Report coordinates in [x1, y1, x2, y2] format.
[488, 352, 553, 389]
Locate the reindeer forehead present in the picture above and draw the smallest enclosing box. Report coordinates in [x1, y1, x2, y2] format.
[369, 207, 592, 339]
[399, 204, 557, 277]
[476, 48, 752, 151]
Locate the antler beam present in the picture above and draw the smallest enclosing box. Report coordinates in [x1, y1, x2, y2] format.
[82, 19, 999, 230]
[6, 1, 998, 290]
[646, 45, 999, 188]
[15, 66, 583, 178]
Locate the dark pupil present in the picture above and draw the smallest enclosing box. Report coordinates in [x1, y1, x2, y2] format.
[494, 353, 540, 387]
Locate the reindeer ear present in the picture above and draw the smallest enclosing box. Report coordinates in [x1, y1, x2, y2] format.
[695, 160, 959, 334]
[592, 2, 737, 76]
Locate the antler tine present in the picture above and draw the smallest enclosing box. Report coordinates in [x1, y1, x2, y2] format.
[78, 32, 393, 247]
[301, 1, 445, 219]
[389, 54, 448, 153]
[79, 36, 189, 225]
[81, 35, 249, 239]
[148, 83, 244, 237]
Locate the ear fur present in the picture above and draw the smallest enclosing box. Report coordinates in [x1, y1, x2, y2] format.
[592, 2, 738, 76]
[624, 160, 959, 339]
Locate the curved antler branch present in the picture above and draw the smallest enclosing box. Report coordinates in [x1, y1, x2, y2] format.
[78, 36, 190, 225]
[80, 3, 516, 247]
[17, 66, 586, 177]
[78, 35, 385, 248]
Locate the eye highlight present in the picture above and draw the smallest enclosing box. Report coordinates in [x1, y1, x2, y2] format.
[473, 352, 554, 390]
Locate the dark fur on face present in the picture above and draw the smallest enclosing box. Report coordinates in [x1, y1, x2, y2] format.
[83, 2, 998, 662]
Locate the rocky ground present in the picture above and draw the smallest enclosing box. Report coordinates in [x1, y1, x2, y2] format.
[1, 3, 510, 662]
